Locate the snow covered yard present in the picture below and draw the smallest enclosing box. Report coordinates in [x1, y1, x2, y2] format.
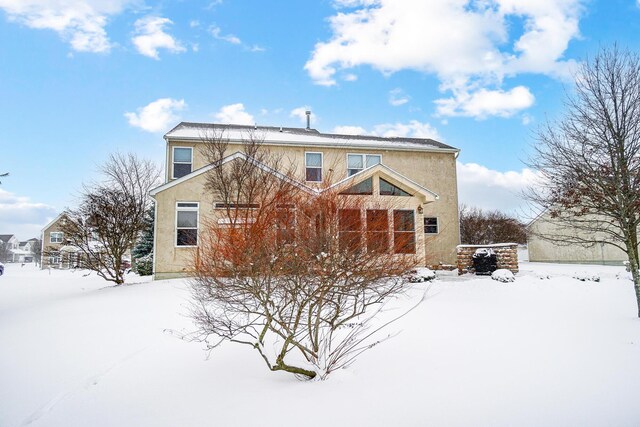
[1, 262, 640, 427]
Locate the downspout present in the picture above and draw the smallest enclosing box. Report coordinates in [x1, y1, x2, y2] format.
[152, 196, 158, 280]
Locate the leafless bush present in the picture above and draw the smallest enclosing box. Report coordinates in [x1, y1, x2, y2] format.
[459, 204, 526, 245]
[189, 129, 422, 380]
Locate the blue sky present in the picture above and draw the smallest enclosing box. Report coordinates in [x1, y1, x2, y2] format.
[2, 0, 640, 239]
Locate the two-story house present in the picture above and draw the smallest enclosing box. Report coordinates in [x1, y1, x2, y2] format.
[150, 121, 461, 279]
[41, 213, 76, 268]
[0, 234, 19, 262]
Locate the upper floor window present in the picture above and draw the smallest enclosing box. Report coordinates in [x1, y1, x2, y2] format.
[173, 147, 193, 179]
[176, 202, 198, 246]
[347, 154, 381, 176]
[50, 232, 63, 244]
[305, 152, 323, 182]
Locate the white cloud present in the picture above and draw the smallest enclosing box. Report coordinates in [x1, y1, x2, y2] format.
[343, 73, 358, 82]
[214, 103, 254, 125]
[0, 189, 57, 240]
[125, 98, 186, 133]
[210, 25, 241, 44]
[373, 120, 440, 139]
[306, 0, 582, 118]
[332, 125, 367, 135]
[132, 16, 185, 59]
[290, 106, 317, 126]
[0, 0, 136, 53]
[457, 162, 543, 215]
[333, 119, 441, 140]
[435, 86, 535, 119]
[389, 88, 410, 106]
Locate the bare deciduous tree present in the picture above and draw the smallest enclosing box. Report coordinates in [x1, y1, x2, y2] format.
[0, 240, 11, 262]
[60, 153, 160, 285]
[188, 129, 423, 380]
[526, 45, 640, 316]
[32, 239, 42, 266]
[459, 204, 526, 245]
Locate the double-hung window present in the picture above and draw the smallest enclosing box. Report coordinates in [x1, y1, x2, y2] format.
[305, 152, 323, 182]
[347, 154, 381, 176]
[173, 147, 193, 179]
[49, 251, 61, 265]
[50, 232, 63, 244]
[176, 202, 199, 246]
[393, 210, 416, 254]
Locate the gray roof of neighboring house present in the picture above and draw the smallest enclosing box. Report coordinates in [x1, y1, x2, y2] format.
[164, 122, 459, 153]
[0, 234, 15, 242]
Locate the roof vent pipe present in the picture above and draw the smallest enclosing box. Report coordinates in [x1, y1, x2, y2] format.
[305, 110, 311, 130]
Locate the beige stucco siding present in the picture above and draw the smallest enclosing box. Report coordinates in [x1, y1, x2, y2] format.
[154, 141, 460, 278]
[528, 212, 628, 264]
[41, 216, 66, 268]
[154, 172, 212, 278]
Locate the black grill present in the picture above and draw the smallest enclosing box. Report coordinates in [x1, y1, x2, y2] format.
[472, 248, 497, 275]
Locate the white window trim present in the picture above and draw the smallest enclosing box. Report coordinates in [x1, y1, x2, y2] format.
[305, 151, 323, 182]
[172, 146, 193, 180]
[346, 153, 382, 177]
[175, 201, 199, 248]
[424, 217, 439, 234]
[50, 232, 63, 244]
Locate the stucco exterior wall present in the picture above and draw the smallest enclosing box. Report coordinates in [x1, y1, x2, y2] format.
[527, 212, 628, 264]
[154, 141, 460, 278]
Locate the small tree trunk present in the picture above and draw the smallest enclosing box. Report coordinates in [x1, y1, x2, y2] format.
[625, 238, 640, 318]
[628, 259, 640, 318]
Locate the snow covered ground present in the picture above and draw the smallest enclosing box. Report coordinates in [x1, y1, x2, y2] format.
[1, 262, 640, 426]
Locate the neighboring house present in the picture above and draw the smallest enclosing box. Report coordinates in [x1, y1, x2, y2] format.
[0, 234, 19, 262]
[150, 121, 461, 279]
[14, 238, 39, 263]
[527, 210, 628, 264]
[41, 213, 132, 270]
[41, 213, 77, 269]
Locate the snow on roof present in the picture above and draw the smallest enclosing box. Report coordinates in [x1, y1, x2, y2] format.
[164, 122, 459, 153]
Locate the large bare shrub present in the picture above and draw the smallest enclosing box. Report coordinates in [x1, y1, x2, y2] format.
[189, 129, 422, 380]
